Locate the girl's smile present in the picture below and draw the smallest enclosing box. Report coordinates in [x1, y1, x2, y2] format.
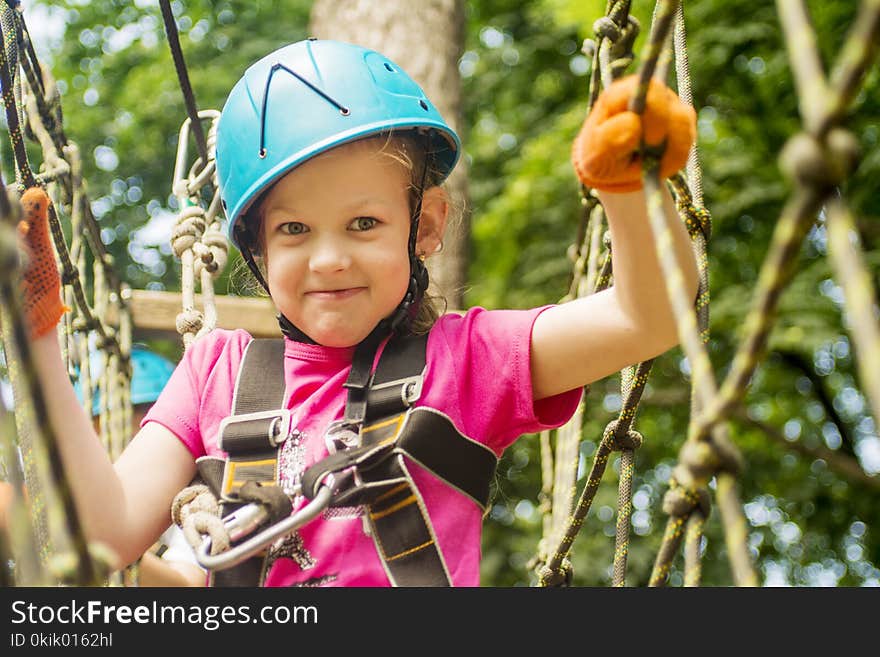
[304, 287, 367, 301]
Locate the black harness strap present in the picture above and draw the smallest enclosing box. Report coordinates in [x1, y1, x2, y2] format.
[347, 333, 496, 587]
[361, 409, 496, 586]
[349, 334, 449, 586]
[209, 338, 287, 587]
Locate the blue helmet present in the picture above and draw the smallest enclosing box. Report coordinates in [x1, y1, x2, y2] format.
[215, 38, 461, 250]
[73, 345, 176, 416]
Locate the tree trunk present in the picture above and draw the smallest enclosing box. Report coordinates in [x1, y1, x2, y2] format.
[309, 0, 469, 309]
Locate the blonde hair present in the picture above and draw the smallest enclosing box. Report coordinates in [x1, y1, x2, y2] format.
[231, 130, 449, 337]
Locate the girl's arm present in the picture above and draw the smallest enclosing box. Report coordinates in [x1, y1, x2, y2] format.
[17, 188, 196, 567]
[30, 331, 197, 567]
[530, 75, 700, 400]
[531, 186, 699, 399]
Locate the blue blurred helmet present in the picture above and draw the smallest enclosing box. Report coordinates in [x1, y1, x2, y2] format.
[215, 38, 461, 250]
[73, 345, 176, 416]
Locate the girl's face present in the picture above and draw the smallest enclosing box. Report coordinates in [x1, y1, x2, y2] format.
[259, 140, 421, 347]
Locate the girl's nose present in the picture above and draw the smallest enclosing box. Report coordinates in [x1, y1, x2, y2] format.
[309, 237, 351, 273]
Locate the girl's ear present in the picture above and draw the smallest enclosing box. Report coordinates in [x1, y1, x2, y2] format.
[415, 186, 448, 256]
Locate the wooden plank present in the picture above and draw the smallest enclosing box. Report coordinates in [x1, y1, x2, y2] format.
[129, 289, 280, 339]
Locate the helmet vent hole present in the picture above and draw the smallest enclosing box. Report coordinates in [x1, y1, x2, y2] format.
[259, 147, 267, 159]
[340, 107, 351, 116]
[419, 100, 429, 111]
[384, 63, 395, 72]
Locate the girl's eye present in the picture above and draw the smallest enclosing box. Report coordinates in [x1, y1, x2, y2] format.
[350, 216, 378, 231]
[280, 221, 308, 235]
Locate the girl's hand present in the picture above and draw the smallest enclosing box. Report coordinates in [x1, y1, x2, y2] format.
[17, 187, 69, 339]
[571, 75, 696, 193]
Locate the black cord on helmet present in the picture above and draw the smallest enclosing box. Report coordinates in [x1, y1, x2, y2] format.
[387, 128, 433, 334]
[259, 62, 350, 159]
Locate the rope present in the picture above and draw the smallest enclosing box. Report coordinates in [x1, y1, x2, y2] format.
[158, 0, 209, 166]
[171, 483, 229, 556]
[0, 2, 130, 585]
[691, 0, 878, 443]
[170, 109, 226, 350]
[535, 0, 752, 588]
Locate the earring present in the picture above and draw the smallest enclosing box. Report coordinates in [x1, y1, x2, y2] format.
[417, 252, 427, 262]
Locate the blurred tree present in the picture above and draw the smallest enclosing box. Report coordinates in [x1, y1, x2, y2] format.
[310, 0, 470, 308]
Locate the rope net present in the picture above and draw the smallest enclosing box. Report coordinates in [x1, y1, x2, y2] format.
[0, 1, 126, 585]
[531, 0, 880, 587]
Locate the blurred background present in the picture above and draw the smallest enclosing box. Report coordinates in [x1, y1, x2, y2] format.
[4, 0, 878, 586]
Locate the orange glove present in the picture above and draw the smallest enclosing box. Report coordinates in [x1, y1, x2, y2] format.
[17, 187, 69, 339]
[571, 75, 696, 193]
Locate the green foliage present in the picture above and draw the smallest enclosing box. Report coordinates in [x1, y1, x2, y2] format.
[465, 0, 880, 586]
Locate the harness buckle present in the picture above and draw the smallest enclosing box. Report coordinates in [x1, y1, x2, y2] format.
[370, 374, 423, 407]
[324, 419, 362, 454]
[217, 408, 293, 451]
[217, 409, 293, 501]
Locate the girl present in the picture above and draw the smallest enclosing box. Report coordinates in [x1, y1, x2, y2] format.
[18, 39, 699, 586]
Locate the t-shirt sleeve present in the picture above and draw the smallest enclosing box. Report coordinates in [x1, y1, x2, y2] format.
[140, 329, 248, 459]
[423, 306, 582, 454]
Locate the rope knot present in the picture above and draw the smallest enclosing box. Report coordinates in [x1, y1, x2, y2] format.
[171, 206, 207, 256]
[171, 483, 219, 523]
[176, 308, 204, 335]
[611, 15, 640, 57]
[673, 435, 743, 492]
[537, 558, 573, 587]
[191, 241, 216, 275]
[607, 15, 639, 77]
[602, 419, 643, 451]
[194, 229, 229, 277]
[593, 16, 621, 42]
[662, 478, 711, 519]
[172, 483, 229, 555]
[779, 128, 860, 190]
[677, 439, 717, 481]
[580, 38, 597, 58]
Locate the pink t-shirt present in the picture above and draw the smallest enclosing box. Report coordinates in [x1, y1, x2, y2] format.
[143, 306, 581, 586]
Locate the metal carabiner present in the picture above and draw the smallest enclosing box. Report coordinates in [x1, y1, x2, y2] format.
[171, 108, 221, 206]
[195, 480, 334, 572]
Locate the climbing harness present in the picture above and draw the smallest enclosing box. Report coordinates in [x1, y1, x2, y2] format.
[183, 332, 497, 586]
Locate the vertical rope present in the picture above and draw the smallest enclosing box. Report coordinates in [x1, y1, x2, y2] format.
[824, 199, 880, 440]
[672, 4, 703, 207]
[170, 110, 225, 350]
[0, 4, 129, 585]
